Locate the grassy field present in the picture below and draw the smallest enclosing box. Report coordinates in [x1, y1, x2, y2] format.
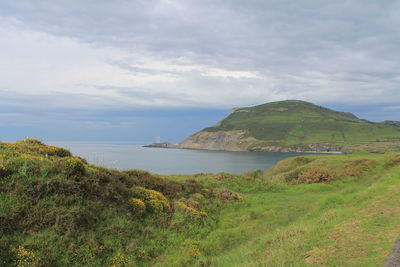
[1, 139, 400, 266]
[203, 100, 400, 152]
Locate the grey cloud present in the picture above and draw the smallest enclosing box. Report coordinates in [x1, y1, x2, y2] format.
[0, 0, 400, 109]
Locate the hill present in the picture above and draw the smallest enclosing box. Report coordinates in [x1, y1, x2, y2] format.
[2, 139, 400, 266]
[179, 100, 400, 153]
[0, 139, 241, 266]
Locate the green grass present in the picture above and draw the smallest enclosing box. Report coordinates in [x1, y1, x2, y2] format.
[202, 100, 400, 152]
[1, 139, 400, 266]
[156, 152, 400, 266]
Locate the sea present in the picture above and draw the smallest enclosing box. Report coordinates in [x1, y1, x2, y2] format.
[49, 141, 309, 175]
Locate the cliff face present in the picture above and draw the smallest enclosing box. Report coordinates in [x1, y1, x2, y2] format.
[179, 131, 344, 153]
[179, 130, 256, 151]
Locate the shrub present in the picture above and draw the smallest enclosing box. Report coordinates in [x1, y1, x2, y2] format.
[3, 155, 43, 177]
[131, 187, 170, 214]
[211, 188, 242, 201]
[268, 156, 314, 176]
[147, 200, 164, 213]
[172, 201, 209, 226]
[283, 167, 306, 183]
[129, 198, 146, 215]
[184, 179, 204, 194]
[187, 246, 202, 258]
[45, 145, 72, 157]
[0, 237, 12, 266]
[110, 252, 135, 267]
[212, 172, 238, 180]
[17, 138, 44, 146]
[124, 170, 184, 198]
[297, 167, 332, 184]
[192, 193, 205, 202]
[124, 169, 151, 180]
[0, 164, 10, 178]
[13, 246, 42, 267]
[135, 249, 149, 261]
[185, 198, 201, 209]
[385, 155, 400, 167]
[56, 157, 86, 178]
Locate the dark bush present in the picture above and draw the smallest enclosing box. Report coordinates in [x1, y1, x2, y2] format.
[0, 164, 11, 178]
[0, 237, 12, 266]
[124, 170, 184, 198]
[284, 168, 305, 183]
[56, 157, 86, 178]
[46, 145, 72, 157]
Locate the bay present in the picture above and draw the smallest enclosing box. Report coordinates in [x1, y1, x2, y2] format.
[49, 141, 307, 175]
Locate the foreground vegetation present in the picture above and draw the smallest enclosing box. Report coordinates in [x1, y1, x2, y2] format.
[1, 139, 400, 266]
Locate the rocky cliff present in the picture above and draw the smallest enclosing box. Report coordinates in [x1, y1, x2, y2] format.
[178, 130, 256, 151]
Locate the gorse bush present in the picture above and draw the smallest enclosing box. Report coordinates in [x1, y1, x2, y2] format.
[172, 201, 210, 226]
[297, 167, 332, 184]
[13, 246, 42, 267]
[110, 252, 135, 267]
[56, 157, 86, 178]
[131, 186, 170, 213]
[129, 198, 146, 215]
[211, 188, 242, 201]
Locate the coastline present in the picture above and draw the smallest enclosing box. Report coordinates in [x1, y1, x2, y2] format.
[143, 142, 346, 154]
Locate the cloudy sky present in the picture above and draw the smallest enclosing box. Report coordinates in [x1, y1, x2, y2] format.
[1, 0, 400, 142]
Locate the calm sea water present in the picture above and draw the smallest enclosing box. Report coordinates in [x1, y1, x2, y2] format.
[49, 141, 307, 175]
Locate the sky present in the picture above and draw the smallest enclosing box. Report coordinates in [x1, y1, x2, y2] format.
[1, 0, 400, 142]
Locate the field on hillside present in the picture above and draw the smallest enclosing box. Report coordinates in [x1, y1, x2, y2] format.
[1, 139, 400, 266]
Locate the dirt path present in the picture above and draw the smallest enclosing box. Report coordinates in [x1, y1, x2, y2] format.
[384, 238, 400, 267]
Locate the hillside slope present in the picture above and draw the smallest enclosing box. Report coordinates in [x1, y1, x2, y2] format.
[2, 140, 400, 266]
[179, 100, 400, 153]
[0, 139, 241, 266]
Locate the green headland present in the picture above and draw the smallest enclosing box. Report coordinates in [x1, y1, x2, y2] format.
[178, 100, 400, 153]
[1, 139, 400, 266]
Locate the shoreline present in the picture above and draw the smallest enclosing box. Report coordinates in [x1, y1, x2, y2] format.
[143, 143, 346, 154]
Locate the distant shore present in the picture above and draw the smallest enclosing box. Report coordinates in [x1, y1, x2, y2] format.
[143, 142, 346, 154]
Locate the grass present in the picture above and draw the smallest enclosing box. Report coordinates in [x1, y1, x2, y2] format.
[1, 139, 400, 266]
[202, 100, 400, 152]
[159, 152, 400, 266]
